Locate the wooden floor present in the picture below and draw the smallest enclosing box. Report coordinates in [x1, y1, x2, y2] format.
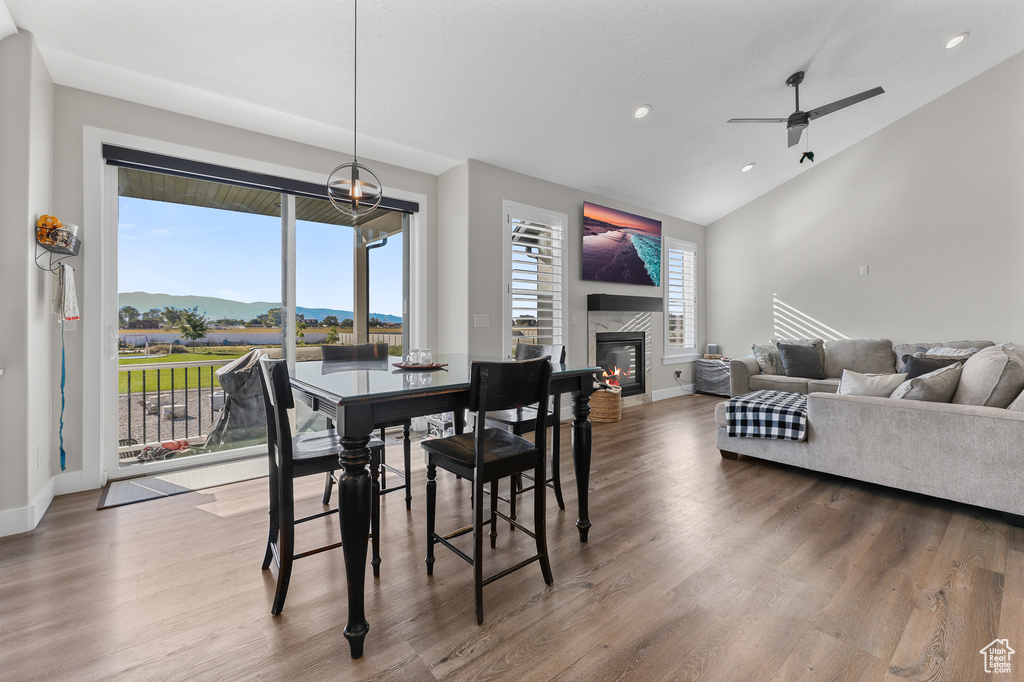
[2, 394, 1021, 681]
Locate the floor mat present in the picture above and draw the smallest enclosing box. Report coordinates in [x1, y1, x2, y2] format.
[98, 457, 268, 509]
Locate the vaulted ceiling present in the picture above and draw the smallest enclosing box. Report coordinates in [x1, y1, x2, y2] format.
[4, 0, 1024, 225]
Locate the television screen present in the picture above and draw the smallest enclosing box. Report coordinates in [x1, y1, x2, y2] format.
[582, 202, 661, 286]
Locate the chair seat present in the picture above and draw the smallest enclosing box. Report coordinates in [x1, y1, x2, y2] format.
[293, 431, 383, 475]
[484, 406, 557, 431]
[422, 428, 538, 481]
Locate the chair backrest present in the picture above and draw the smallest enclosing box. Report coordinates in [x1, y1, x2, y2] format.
[469, 357, 552, 414]
[515, 342, 566, 364]
[470, 357, 552, 465]
[258, 356, 294, 472]
[321, 343, 389, 362]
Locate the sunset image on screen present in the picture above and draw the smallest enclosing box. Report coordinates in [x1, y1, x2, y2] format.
[582, 202, 661, 286]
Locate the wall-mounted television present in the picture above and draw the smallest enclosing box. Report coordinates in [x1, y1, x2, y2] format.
[582, 202, 661, 286]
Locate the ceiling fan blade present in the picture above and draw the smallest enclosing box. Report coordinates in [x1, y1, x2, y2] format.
[728, 117, 788, 123]
[807, 86, 884, 120]
[788, 126, 803, 148]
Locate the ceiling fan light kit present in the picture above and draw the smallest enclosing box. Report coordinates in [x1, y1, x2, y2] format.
[728, 70, 885, 148]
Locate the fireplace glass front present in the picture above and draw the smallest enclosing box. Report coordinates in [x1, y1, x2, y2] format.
[595, 332, 645, 397]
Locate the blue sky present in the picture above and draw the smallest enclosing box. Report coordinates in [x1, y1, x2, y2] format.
[118, 197, 404, 316]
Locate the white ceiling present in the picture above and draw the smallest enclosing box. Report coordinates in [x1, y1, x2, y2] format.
[4, 0, 1024, 225]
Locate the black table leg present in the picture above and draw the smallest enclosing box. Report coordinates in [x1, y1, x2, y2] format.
[571, 390, 592, 542]
[338, 432, 372, 659]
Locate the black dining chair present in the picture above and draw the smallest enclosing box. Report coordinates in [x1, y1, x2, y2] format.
[485, 343, 567, 521]
[258, 356, 385, 615]
[422, 357, 554, 624]
[320, 343, 414, 510]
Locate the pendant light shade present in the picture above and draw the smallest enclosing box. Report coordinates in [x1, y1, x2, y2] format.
[328, 0, 382, 218]
[328, 160, 382, 217]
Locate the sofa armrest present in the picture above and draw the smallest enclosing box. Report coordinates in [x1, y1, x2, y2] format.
[729, 356, 761, 397]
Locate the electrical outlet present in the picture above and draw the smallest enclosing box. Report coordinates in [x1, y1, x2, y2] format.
[571, 314, 578, 327]
[675, 370, 682, 378]
[473, 314, 490, 328]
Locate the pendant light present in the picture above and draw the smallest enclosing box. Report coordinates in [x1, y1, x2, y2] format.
[328, 0, 382, 218]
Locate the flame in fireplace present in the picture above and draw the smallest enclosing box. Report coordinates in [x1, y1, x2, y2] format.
[602, 366, 630, 386]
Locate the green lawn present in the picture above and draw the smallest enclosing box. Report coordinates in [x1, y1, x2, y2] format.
[118, 351, 245, 394]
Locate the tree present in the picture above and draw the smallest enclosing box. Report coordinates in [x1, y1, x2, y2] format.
[322, 315, 339, 326]
[118, 305, 140, 328]
[340, 318, 354, 328]
[253, 307, 282, 328]
[368, 316, 383, 328]
[325, 325, 340, 344]
[142, 308, 164, 323]
[162, 306, 186, 328]
[296, 319, 307, 346]
[176, 306, 209, 351]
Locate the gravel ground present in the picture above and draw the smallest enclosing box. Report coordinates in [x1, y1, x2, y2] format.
[118, 387, 221, 447]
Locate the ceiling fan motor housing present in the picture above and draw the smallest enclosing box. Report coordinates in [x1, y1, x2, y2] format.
[787, 111, 809, 131]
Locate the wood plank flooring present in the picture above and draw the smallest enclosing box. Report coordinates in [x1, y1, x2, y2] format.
[2, 394, 1021, 681]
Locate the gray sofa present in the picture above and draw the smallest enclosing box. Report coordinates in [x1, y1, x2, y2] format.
[715, 392, 1024, 518]
[729, 338, 994, 397]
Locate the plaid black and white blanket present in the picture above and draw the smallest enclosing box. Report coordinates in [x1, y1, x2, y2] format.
[726, 390, 808, 441]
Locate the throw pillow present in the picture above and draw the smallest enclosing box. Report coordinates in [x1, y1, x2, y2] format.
[750, 343, 784, 375]
[823, 338, 896, 377]
[893, 340, 995, 371]
[778, 342, 826, 380]
[900, 354, 963, 380]
[952, 345, 1024, 408]
[890, 363, 963, 402]
[838, 369, 907, 397]
[772, 338, 825, 369]
[1008, 389, 1024, 413]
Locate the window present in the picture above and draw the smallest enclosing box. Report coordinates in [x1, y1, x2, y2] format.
[502, 201, 567, 358]
[664, 237, 697, 359]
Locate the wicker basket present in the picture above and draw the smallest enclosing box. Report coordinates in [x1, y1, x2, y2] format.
[590, 385, 622, 423]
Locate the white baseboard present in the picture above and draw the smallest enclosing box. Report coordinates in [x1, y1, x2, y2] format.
[0, 475, 56, 538]
[652, 383, 695, 402]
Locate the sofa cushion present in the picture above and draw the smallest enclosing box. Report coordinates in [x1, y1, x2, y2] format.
[772, 338, 825, 368]
[893, 340, 995, 370]
[1008, 389, 1024, 413]
[778, 343, 826, 380]
[952, 345, 1024, 408]
[838, 369, 906, 397]
[824, 338, 895, 378]
[750, 343, 784, 375]
[917, 346, 980, 360]
[900, 355, 963, 380]
[890, 363, 963, 402]
[807, 378, 840, 393]
[749, 374, 810, 393]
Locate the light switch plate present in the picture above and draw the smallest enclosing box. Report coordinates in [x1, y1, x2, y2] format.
[571, 314, 578, 326]
[474, 314, 490, 328]
[859, 265, 869, 275]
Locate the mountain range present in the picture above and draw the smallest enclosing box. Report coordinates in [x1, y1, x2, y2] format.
[117, 292, 402, 324]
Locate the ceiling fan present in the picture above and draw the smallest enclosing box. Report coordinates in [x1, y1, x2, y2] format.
[729, 71, 884, 147]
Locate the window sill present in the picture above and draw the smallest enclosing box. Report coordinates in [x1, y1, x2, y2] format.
[662, 353, 699, 365]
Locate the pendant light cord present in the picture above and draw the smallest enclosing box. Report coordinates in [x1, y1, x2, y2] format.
[353, 0, 358, 163]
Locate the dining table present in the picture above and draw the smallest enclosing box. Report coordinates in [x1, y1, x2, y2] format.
[288, 352, 600, 659]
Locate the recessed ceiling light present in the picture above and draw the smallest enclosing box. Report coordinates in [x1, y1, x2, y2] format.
[741, 163, 755, 172]
[945, 32, 968, 49]
[633, 105, 652, 119]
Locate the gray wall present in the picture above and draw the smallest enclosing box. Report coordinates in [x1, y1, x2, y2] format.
[707, 50, 1024, 358]
[452, 160, 706, 392]
[48, 86, 438, 482]
[0, 31, 54, 529]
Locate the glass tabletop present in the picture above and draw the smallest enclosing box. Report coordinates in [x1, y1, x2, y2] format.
[291, 353, 599, 403]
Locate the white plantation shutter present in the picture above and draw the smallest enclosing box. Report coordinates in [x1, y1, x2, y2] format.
[665, 238, 697, 356]
[503, 202, 566, 358]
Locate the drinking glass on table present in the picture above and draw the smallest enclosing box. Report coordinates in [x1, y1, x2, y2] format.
[419, 349, 432, 366]
[405, 349, 421, 365]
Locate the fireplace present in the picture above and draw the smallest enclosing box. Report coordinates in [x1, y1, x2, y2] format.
[595, 332, 646, 397]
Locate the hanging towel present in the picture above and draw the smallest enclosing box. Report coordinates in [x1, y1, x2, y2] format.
[53, 262, 80, 322]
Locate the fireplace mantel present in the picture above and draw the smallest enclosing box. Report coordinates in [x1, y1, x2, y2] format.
[587, 294, 662, 312]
